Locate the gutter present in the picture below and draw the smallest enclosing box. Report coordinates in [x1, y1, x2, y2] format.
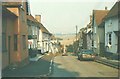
[95, 56, 120, 69]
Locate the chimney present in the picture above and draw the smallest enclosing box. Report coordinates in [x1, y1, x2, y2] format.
[105, 6, 107, 10]
[90, 15, 92, 22]
[35, 15, 41, 23]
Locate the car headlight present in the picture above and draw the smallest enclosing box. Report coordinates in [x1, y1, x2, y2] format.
[82, 54, 86, 56]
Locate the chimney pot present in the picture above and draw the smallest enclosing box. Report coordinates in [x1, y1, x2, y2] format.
[105, 6, 107, 10]
[35, 15, 41, 23]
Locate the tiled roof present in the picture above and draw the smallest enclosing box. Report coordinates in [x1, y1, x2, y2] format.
[105, 1, 119, 19]
[93, 10, 109, 26]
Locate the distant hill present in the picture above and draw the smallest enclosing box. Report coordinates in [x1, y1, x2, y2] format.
[54, 33, 76, 46]
[55, 33, 76, 39]
[54, 33, 75, 36]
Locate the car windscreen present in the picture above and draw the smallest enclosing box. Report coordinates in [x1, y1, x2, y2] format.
[82, 50, 94, 54]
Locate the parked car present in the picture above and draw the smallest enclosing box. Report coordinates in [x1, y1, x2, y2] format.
[78, 50, 96, 61]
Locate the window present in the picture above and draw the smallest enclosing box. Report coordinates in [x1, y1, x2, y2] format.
[14, 34, 18, 51]
[2, 33, 7, 52]
[22, 35, 26, 49]
[108, 33, 112, 45]
[109, 19, 112, 26]
[94, 26, 96, 33]
[92, 40, 94, 46]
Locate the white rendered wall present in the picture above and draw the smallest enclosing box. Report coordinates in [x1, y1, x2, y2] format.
[105, 16, 118, 53]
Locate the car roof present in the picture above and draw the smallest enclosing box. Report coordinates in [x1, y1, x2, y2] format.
[82, 50, 94, 53]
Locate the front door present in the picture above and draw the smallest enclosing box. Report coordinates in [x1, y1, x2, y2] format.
[8, 36, 11, 64]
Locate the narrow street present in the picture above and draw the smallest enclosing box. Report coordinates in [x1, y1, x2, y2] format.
[2, 53, 119, 78]
[50, 54, 118, 77]
[1, 1, 120, 79]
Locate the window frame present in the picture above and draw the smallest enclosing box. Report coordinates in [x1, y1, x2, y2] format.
[108, 33, 112, 45]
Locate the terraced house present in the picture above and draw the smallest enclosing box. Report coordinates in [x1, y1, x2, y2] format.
[38, 21, 52, 54]
[86, 15, 93, 50]
[27, 14, 53, 54]
[2, 2, 29, 70]
[92, 8, 109, 55]
[104, 2, 120, 55]
[27, 14, 40, 50]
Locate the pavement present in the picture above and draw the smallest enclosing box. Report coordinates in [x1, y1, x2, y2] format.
[2, 53, 54, 78]
[95, 56, 120, 69]
[29, 54, 44, 61]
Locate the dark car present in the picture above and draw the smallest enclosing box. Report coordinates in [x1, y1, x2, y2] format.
[78, 50, 96, 61]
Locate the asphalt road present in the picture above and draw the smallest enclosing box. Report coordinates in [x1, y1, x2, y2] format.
[50, 55, 119, 77]
[2, 53, 119, 78]
[2, 53, 54, 77]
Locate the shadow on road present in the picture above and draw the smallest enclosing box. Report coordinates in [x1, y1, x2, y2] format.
[50, 62, 80, 77]
[2, 54, 119, 79]
[2, 53, 54, 77]
[49, 55, 80, 77]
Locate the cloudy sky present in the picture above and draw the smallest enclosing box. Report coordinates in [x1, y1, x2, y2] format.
[29, 0, 117, 34]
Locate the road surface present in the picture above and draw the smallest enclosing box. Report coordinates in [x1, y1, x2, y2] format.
[2, 53, 119, 78]
[50, 55, 118, 77]
[2, 53, 54, 77]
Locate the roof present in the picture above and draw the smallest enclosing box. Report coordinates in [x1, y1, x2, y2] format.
[39, 23, 52, 35]
[50, 35, 56, 40]
[93, 10, 109, 26]
[105, 1, 119, 19]
[2, 6, 17, 17]
[2, 2, 22, 7]
[87, 22, 92, 28]
[27, 14, 38, 23]
[87, 28, 91, 34]
[27, 14, 51, 35]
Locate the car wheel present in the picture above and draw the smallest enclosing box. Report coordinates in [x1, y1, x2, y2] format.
[80, 57, 83, 61]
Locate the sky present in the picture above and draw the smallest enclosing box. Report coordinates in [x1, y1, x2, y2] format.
[29, 0, 117, 34]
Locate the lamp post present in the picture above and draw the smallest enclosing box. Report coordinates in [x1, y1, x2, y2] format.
[75, 25, 78, 54]
[76, 25, 78, 41]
